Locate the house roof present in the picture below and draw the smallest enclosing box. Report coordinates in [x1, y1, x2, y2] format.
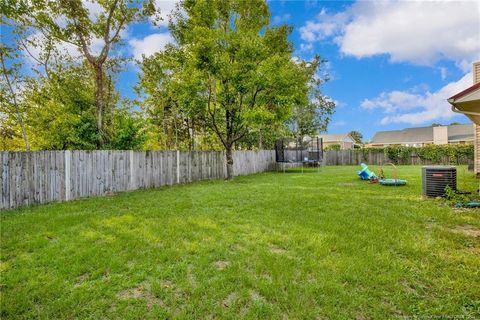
[318, 133, 354, 143]
[448, 124, 475, 141]
[448, 82, 480, 101]
[370, 124, 474, 145]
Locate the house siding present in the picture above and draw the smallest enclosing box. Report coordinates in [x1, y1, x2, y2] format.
[323, 141, 354, 150]
[342, 141, 354, 150]
[473, 62, 479, 177]
[433, 126, 448, 145]
[476, 124, 480, 177]
[474, 62, 480, 84]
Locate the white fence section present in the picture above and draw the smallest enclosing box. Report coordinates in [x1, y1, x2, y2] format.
[0, 150, 276, 210]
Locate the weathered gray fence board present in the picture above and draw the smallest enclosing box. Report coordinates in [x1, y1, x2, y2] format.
[1, 150, 276, 210]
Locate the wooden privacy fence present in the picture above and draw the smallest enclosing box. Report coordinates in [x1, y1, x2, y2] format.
[323, 150, 473, 166]
[0, 150, 276, 210]
[324, 151, 385, 166]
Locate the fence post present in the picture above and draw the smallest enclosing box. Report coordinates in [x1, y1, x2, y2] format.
[65, 150, 71, 201]
[176, 150, 180, 184]
[129, 150, 135, 190]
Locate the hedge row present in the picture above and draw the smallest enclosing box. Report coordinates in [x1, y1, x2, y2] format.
[360, 144, 474, 164]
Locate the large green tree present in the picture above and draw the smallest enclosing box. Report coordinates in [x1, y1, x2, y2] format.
[22, 64, 99, 149]
[140, 0, 332, 178]
[288, 57, 335, 138]
[9, 0, 157, 148]
[17, 62, 146, 150]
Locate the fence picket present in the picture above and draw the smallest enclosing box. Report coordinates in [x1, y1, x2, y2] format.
[0, 150, 277, 210]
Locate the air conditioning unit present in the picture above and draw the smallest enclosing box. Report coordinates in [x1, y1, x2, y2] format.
[422, 166, 457, 197]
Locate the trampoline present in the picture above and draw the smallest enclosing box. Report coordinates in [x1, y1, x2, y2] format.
[275, 137, 323, 172]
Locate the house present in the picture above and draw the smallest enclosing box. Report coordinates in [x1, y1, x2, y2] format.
[318, 133, 356, 150]
[368, 124, 474, 148]
[448, 61, 480, 178]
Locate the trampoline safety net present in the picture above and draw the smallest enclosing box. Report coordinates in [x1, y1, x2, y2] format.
[275, 137, 323, 163]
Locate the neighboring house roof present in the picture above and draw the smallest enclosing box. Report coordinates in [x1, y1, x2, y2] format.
[319, 133, 355, 143]
[448, 81, 480, 125]
[370, 124, 474, 145]
[448, 82, 480, 102]
[448, 124, 475, 141]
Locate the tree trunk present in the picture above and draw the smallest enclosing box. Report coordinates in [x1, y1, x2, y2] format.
[15, 106, 30, 151]
[93, 64, 104, 148]
[226, 144, 234, 180]
[258, 130, 263, 150]
[191, 119, 195, 150]
[0, 51, 30, 151]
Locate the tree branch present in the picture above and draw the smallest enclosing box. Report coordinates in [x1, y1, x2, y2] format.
[100, 0, 120, 62]
[0, 49, 30, 150]
[18, 38, 52, 79]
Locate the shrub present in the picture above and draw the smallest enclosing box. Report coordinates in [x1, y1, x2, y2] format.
[380, 144, 473, 165]
[414, 144, 474, 164]
[383, 145, 415, 164]
[325, 144, 341, 151]
[327, 144, 474, 165]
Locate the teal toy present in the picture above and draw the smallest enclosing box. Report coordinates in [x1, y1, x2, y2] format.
[455, 201, 480, 208]
[358, 163, 376, 180]
[466, 201, 480, 208]
[378, 163, 407, 186]
[379, 179, 407, 186]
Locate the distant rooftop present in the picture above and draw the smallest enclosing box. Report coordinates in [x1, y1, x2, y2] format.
[370, 124, 474, 145]
[318, 133, 353, 142]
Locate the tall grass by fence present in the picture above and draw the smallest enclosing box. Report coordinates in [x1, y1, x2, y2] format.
[323, 150, 474, 166]
[0, 150, 275, 210]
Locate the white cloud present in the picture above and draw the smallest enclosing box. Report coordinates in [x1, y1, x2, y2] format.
[439, 67, 448, 80]
[128, 33, 173, 60]
[300, 9, 348, 42]
[152, 0, 180, 27]
[272, 14, 291, 25]
[332, 99, 346, 108]
[291, 56, 301, 64]
[299, 43, 313, 52]
[82, 0, 104, 22]
[300, 1, 480, 68]
[361, 73, 472, 125]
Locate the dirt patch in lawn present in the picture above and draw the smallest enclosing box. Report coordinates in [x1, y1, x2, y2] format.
[336, 182, 356, 187]
[117, 284, 163, 309]
[74, 273, 89, 287]
[186, 264, 197, 288]
[468, 246, 480, 255]
[449, 225, 480, 237]
[269, 245, 287, 254]
[118, 287, 144, 299]
[249, 290, 268, 304]
[222, 292, 238, 308]
[214, 260, 230, 270]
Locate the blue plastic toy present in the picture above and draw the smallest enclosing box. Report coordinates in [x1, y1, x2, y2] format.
[358, 163, 376, 180]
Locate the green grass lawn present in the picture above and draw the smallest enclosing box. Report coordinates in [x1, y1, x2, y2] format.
[1, 166, 479, 319]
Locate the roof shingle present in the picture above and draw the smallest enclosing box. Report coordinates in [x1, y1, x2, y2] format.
[370, 124, 473, 144]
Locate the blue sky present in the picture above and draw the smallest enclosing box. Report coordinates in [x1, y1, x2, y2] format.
[15, 0, 480, 141]
[268, 0, 479, 140]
